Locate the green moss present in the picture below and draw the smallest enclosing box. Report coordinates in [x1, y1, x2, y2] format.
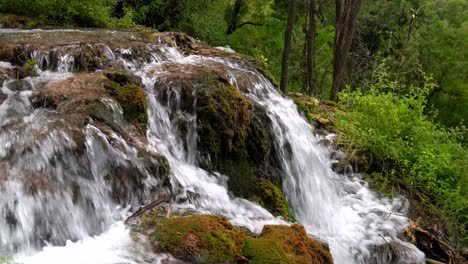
[142, 215, 245, 263]
[139, 214, 333, 264]
[293, 98, 314, 124]
[196, 75, 250, 161]
[256, 179, 294, 221]
[24, 59, 37, 70]
[323, 100, 338, 107]
[246, 102, 272, 163]
[219, 159, 257, 199]
[243, 225, 333, 264]
[105, 81, 147, 131]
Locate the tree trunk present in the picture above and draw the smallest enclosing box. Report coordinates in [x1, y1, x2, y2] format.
[330, 0, 363, 101]
[305, 0, 316, 95]
[280, 0, 298, 93]
[226, 0, 244, 34]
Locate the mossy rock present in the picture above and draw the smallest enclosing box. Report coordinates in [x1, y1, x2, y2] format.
[196, 73, 250, 163]
[218, 159, 257, 199]
[153, 66, 289, 218]
[104, 81, 147, 131]
[137, 214, 333, 264]
[243, 224, 333, 264]
[141, 214, 246, 263]
[255, 179, 293, 221]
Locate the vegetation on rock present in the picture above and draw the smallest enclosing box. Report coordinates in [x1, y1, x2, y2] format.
[254, 179, 293, 221]
[105, 81, 148, 131]
[138, 214, 332, 264]
[142, 214, 245, 263]
[244, 224, 333, 264]
[291, 74, 467, 259]
[152, 66, 291, 219]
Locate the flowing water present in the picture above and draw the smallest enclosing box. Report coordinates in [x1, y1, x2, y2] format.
[0, 29, 425, 263]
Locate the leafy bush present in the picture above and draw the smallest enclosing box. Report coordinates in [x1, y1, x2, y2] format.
[336, 72, 467, 245]
[0, 0, 114, 27]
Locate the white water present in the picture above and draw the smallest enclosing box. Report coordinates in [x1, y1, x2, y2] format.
[0, 32, 425, 264]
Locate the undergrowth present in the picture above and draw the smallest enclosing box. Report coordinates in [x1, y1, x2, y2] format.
[335, 72, 467, 246]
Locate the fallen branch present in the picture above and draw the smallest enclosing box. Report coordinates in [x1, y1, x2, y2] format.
[125, 195, 170, 224]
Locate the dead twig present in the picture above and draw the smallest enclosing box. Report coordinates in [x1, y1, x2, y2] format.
[125, 194, 170, 224]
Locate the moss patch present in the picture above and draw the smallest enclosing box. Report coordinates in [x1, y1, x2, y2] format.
[142, 214, 245, 263]
[289, 92, 336, 132]
[138, 214, 333, 264]
[196, 74, 250, 163]
[152, 65, 289, 219]
[255, 179, 293, 221]
[105, 81, 147, 131]
[243, 224, 333, 264]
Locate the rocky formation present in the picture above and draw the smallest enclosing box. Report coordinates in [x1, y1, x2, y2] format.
[0, 28, 302, 255]
[135, 213, 333, 264]
[152, 64, 291, 220]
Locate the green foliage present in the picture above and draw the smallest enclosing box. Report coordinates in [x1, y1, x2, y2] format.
[0, 256, 16, 264]
[336, 72, 467, 245]
[0, 0, 113, 27]
[24, 59, 37, 71]
[256, 179, 294, 221]
[355, 0, 468, 127]
[109, 7, 135, 28]
[132, 0, 227, 45]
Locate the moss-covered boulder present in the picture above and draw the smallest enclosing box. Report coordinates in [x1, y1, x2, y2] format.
[254, 179, 294, 221]
[136, 214, 333, 264]
[32, 72, 148, 133]
[105, 82, 148, 131]
[29, 72, 169, 204]
[244, 224, 333, 264]
[152, 65, 291, 219]
[140, 214, 246, 263]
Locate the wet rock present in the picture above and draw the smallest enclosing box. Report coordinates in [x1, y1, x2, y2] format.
[32, 73, 107, 108]
[31, 72, 147, 133]
[0, 92, 6, 105]
[245, 224, 333, 264]
[156, 32, 203, 53]
[104, 81, 147, 131]
[403, 218, 464, 263]
[105, 70, 143, 86]
[152, 65, 287, 215]
[0, 67, 14, 83]
[368, 240, 424, 264]
[254, 179, 293, 221]
[139, 214, 245, 263]
[6, 79, 33, 91]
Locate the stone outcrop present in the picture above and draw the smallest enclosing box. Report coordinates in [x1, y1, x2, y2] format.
[136, 213, 333, 264]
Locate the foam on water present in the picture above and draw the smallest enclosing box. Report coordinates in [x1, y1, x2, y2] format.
[15, 222, 176, 264]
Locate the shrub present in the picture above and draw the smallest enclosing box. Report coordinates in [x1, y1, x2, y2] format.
[0, 0, 113, 27]
[336, 73, 467, 245]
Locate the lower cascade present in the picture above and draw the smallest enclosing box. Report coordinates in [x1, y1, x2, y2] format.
[0, 29, 425, 264]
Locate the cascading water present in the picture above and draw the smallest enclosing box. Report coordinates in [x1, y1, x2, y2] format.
[0, 29, 425, 264]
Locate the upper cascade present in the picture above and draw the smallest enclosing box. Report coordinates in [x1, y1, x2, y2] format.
[0, 29, 425, 264]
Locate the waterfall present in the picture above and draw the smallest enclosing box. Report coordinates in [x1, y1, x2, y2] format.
[0, 29, 425, 264]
